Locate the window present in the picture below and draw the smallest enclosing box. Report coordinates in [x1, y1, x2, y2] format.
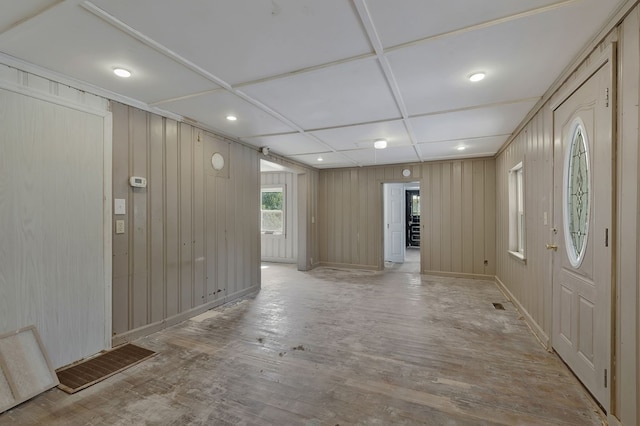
[261, 186, 284, 234]
[509, 162, 525, 260]
[564, 120, 590, 267]
[411, 194, 420, 216]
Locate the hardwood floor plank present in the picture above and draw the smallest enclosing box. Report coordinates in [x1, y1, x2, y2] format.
[0, 264, 603, 425]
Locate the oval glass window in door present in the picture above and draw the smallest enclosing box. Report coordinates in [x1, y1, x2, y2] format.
[563, 119, 590, 267]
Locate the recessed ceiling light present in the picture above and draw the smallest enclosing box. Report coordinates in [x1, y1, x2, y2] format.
[469, 72, 485, 82]
[457, 146, 466, 151]
[226, 115, 237, 121]
[374, 138, 388, 149]
[113, 68, 131, 78]
[317, 156, 324, 162]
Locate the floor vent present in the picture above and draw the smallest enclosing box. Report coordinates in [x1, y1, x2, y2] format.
[56, 344, 155, 394]
[492, 303, 505, 310]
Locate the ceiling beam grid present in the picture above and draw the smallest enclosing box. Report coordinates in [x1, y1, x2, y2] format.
[81, 0, 361, 166]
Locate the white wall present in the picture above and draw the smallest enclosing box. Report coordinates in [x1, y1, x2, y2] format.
[0, 63, 112, 368]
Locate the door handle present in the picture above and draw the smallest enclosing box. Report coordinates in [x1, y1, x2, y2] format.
[545, 244, 558, 251]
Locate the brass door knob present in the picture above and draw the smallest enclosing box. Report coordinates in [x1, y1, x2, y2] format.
[545, 244, 558, 251]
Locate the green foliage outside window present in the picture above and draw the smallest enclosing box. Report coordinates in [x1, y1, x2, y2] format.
[261, 187, 284, 233]
[262, 191, 283, 210]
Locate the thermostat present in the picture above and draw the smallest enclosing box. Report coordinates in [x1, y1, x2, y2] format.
[129, 176, 147, 188]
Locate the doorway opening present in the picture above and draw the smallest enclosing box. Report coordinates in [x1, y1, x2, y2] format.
[383, 182, 421, 273]
[260, 160, 298, 283]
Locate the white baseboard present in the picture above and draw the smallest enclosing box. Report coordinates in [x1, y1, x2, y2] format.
[422, 270, 495, 281]
[495, 276, 550, 350]
[112, 284, 260, 347]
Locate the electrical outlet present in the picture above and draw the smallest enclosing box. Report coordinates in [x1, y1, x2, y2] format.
[115, 220, 125, 234]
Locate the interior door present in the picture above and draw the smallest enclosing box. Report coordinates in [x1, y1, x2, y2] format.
[384, 183, 405, 263]
[551, 55, 613, 411]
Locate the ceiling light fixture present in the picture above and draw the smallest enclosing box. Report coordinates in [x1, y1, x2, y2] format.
[469, 72, 485, 82]
[226, 115, 237, 121]
[317, 156, 324, 162]
[113, 68, 131, 78]
[457, 146, 466, 151]
[374, 138, 388, 149]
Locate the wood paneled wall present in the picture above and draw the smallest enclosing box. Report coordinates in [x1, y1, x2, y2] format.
[318, 159, 495, 277]
[495, 109, 553, 343]
[297, 167, 320, 270]
[261, 171, 297, 262]
[111, 102, 260, 343]
[0, 67, 111, 369]
[496, 9, 640, 424]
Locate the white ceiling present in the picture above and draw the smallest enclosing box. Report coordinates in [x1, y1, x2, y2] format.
[0, 0, 625, 169]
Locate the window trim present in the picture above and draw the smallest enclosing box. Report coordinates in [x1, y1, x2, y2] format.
[508, 162, 526, 262]
[260, 185, 285, 236]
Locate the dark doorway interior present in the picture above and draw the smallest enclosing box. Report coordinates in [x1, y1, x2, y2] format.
[406, 190, 420, 247]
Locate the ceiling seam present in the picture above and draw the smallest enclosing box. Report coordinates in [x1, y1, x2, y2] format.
[0, 0, 67, 37]
[81, 0, 361, 167]
[231, 53, 376, 89]
[149, 87, 226, 106]
[383, 0, 584, 54]
[408, 97, 542, 119]
[246, 131, 513, 147]
[352, 0, 422, 162]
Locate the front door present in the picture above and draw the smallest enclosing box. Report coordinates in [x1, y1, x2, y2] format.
[551, 51, 613, 411]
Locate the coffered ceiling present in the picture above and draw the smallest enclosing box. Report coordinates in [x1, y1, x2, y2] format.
[0, 0, 625, 168]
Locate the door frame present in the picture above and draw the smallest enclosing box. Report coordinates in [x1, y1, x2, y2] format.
[549, 42, 617, 414]
[378, 178, 422, 271]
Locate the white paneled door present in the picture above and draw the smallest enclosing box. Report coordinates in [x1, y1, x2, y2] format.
[551, 47, 613, 412]
[384, 184, 405, 263]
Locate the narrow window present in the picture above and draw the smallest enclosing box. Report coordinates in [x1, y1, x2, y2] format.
[261, 186, 284, 234]
[509, 162, 525, 260]
[564, 121, 590, 267]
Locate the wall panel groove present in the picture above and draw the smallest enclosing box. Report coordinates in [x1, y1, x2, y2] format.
[318, 159, 495, 275]
[111, 103, 261, 342]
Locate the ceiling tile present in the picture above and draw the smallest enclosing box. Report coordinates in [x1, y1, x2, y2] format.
[419, 136, 508, 161]
[410, 100, 537, 143]
[0, 0, 624, 170]
[0, 0, 60, 34]
[366, 0, 560, 48]
[388, 0, 622, 116]
[342, 145, 420, 167]
[288, 152, 355, 169]
[310, 120, 410, 151]
[88, 0, 372, 85]
[241, 58, 401, 130]
[0, 2, 218, 103]
[160, 90, 295, 138]
[242, 133, 329, 156]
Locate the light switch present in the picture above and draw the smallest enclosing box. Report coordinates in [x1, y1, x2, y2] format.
[543, 212, 548, 225]
[114, 199, 126, 215]
[115, 220, 125, 234]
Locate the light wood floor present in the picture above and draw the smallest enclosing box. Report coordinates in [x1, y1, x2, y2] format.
[1, 264, 603, 425]
[385, 247, 421, 273]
